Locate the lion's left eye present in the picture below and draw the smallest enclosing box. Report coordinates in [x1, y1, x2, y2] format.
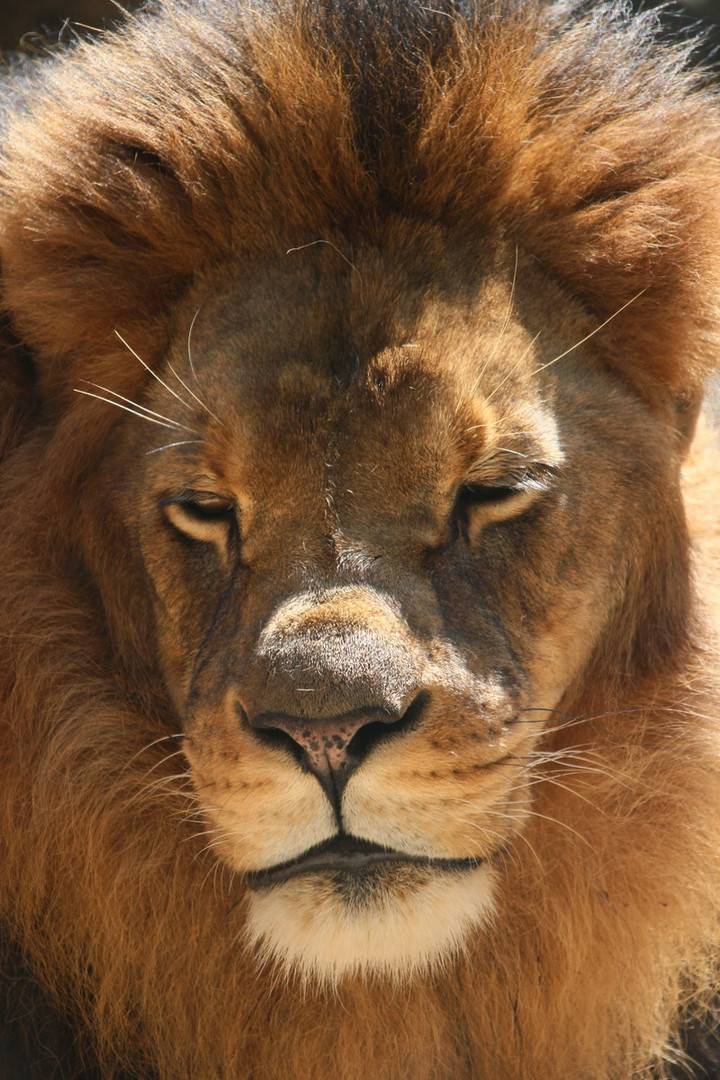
[456, 483, 521, 508]
[452, 483, 528, 540]
[452, 464, 558, 541]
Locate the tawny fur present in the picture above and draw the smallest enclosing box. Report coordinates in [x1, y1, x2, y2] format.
[1, 2, 720, 1079]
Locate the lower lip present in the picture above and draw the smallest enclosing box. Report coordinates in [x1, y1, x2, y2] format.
[245, 839, 482, 889]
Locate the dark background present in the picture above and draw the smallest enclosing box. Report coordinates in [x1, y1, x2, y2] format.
[0, 1, 139, 50]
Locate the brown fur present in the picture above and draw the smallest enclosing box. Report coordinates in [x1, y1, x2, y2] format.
[2, 1, 720, 1077]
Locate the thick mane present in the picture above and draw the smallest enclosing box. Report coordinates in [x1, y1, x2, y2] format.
[1, 3, 720, 1079]
[0, 0, 719, 401]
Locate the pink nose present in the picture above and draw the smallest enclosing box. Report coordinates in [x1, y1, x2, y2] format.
[249, 707, 403, 811]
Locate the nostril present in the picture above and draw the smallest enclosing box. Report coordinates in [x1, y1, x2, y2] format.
[345, 690, 429, 767]
[234, 700, 304, 767]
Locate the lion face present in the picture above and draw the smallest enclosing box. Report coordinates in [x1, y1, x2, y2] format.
[102, 242, 677, 982]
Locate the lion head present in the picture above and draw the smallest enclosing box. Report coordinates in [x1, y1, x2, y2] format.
[104, 242, 690, 983]
[2, 1, 720, 1077]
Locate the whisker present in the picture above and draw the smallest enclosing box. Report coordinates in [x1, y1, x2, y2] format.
[186, 306, 203, 383]
[146, 440, 203, 456]
[79, 380, 188, 427]
[518, 704, 646, 724]
[484, 288, 647, 407]
[141, 771, 193, 791]
[114, 330, 196, 415]
[200, 852, 233, 895]
[121, 736, 187, 779]
[286, 239, 359, 275]
[527, 287, 648, 377]
[436, 805, 545, 867]
[524, 773, 609, 806]
[138, 732, 185, 749]
[73, 389, 182, 430]
[186, 827, 236, 846]
[453, 797, 593, 847]
[174, 812, 209, 829]
[484, 331, 542, 404]
[165, 359, 222, 425]
[138, 782, 197, 806]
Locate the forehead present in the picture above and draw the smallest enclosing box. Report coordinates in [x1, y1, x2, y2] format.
[148, 248, 567, 549]
[175, 250, 556, 438]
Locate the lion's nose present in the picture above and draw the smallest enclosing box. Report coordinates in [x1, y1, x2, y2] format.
[247, 702, 420, 813]
[236, 587, 429, 810]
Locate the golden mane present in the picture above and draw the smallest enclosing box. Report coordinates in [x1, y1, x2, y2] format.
[1, 2, 720, 1078]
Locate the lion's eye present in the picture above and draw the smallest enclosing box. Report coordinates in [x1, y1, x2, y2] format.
[175, 494, 235, 520]
[456, 483, 520, 507]
[452, 483, 526, 539]
[452, 464, 557, 541]
[162, 492, 236, 541]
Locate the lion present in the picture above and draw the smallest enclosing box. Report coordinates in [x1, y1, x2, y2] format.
[1, 0, 720, 1077]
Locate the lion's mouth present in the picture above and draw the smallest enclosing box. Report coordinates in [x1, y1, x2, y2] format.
[245, 834, 482, 889]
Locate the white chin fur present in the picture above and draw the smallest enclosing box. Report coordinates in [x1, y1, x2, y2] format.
[243, 863, 496, 985]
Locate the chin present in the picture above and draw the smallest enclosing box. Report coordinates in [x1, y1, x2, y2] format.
[243, 861, 498, 985]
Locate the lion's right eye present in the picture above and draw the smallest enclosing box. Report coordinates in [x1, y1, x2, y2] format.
[162, 492, 236, 542]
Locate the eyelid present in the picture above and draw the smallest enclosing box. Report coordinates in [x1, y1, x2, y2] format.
[185, 493, 234, 511]
[464, 460, 560, 492]
[161, 488, 235, 508]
